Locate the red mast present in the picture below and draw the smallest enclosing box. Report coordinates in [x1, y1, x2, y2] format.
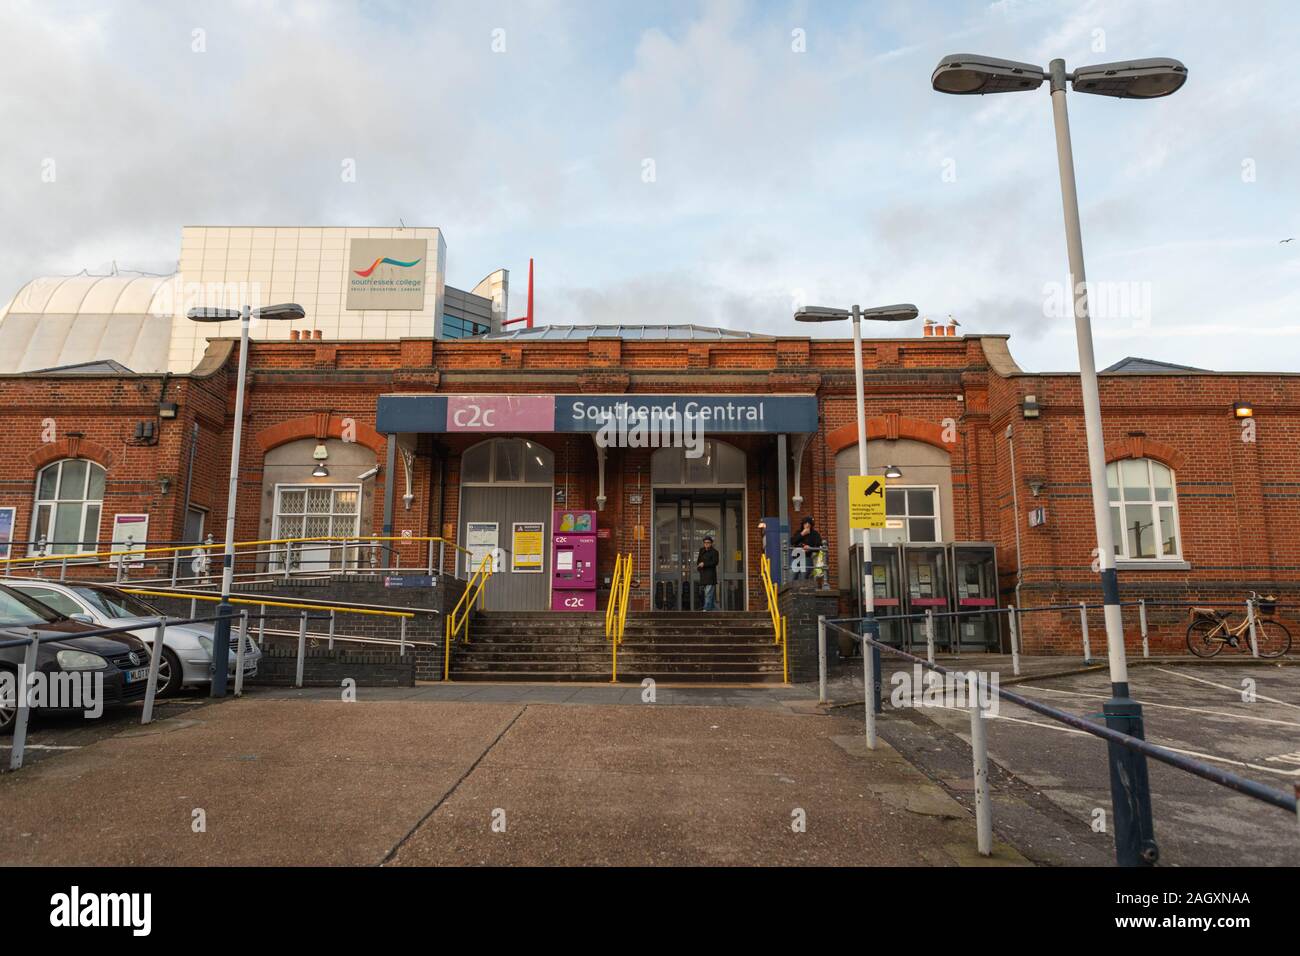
[501, 258, 534, 328]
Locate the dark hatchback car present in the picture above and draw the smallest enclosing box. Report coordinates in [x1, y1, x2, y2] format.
[0, 583, 152, 734]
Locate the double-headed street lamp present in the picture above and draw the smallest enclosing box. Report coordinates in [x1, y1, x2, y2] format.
[932, 53, 1187, 866]
[187, 302, 306, 697]
[795, 304, 918, 690]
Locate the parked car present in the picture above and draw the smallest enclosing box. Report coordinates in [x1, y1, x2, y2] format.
[0, 580, 261, 698]
[0, 584, 153, 734]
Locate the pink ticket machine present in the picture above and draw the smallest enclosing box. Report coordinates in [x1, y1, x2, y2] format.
[551, 510, 597, 611]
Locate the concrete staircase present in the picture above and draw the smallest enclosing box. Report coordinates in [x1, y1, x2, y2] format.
[448, 610, 785, 684]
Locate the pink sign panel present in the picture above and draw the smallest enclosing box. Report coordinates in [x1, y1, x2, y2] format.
[446, 395, 554, 432]
[552, 590, 596, 612]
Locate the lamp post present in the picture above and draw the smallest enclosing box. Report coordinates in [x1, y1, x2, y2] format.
[187, 302, 305, 697]
[795, 304, 918, 678]
[932, 52, 1186, 866]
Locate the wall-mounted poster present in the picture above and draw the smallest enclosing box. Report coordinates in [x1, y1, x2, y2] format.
[110, 513, 149, 568]
[466, 521, 500, 573]
[511, 522, 544, 573]
[0, 507, 14, 560]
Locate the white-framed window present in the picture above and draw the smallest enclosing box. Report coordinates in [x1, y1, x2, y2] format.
[868, 486, 940, 544]
[273, 485, 361, 542]
[1107, 458, 1181, 560]
[31, 459, 105, 555]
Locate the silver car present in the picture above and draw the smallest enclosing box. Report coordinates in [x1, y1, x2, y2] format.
[1, 580, 260, 697]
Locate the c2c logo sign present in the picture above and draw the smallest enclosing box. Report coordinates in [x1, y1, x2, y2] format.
[452, 404, 496, 429]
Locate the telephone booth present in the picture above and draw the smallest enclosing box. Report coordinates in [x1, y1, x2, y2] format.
[847, 544, 905, 651]
[950, 543, 1000, 651]
[902, 544, 951, 651]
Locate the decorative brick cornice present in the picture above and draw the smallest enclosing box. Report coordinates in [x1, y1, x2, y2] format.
[254, 414, 386, 456]
[578, 371, 629, 393]
[28, 436, 115, 471]
[1104, 435, 1185, 470]
[826, 415, 955, 455]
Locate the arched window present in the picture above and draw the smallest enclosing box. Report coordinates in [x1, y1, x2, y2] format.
[461, 439, 553, 484]
[32, 459, 106, 555]
[1107, 458, 1181, 560]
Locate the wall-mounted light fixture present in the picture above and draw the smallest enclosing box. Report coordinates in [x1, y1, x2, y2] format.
[885, 464, 903, 479]
[312, 442, 329, 461]
[158, 402, 178, 420]
[1234, 402, 1254, 419]
[160, 475, 172, 494]
[312, 462, 329, 478]
[1026, 477, 1046, 497]
[1022, 394, 1041, 419]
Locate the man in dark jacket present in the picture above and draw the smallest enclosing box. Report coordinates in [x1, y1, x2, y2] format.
[696, 535, 719, 610]
[790, 517, 823, 580]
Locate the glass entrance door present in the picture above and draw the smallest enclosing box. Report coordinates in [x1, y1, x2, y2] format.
[652, 490, 745, 610]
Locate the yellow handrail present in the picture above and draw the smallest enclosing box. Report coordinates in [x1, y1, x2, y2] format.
[759, 553, 790, 684]
[609, 552, 633, 682]
[605, 553, 627, 642]
[121, 587, 414, 619]
[443, 554, 494, 680]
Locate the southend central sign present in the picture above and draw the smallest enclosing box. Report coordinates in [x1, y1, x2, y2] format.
[376, 394, 818, 435]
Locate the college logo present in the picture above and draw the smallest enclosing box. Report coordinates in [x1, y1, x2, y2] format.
[346, 238, 429, 311]
[353, 255, 423, 278]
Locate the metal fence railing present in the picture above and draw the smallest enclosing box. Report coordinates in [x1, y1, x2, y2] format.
[820, 617, 1300, 864]
[0, 535, 477, 589]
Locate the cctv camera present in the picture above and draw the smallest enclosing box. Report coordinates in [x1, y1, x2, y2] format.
[357, 465, 380, 480]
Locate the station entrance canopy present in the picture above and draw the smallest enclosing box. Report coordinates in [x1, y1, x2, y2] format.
[376, 394, 819, 434]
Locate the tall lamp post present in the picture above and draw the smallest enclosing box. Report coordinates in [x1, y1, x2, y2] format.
[187, 303, 306, 697]
[794, 304, 918, 681]
[931, 52, 1187, 866]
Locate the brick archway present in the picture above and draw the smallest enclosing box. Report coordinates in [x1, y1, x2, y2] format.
[1104, 436, 1185, 471]
[254, 414, 387, 456]
[826, 414, 956, 456]
[27, 436, 115, 471]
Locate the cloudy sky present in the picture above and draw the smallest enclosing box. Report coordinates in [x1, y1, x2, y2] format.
[1, 0, 1296, 372]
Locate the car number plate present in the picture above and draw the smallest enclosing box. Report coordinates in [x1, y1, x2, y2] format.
[125, 667, 150, 684]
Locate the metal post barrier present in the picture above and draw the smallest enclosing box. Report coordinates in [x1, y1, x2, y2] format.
[1079, 601, 1092, 662]
[438, 540, 446, 575]
[59, 556, 68, 582]
[1246, 598, 1259, 658]
[400, 616, 407, 657]
[328, 609, 336, 651]
[925, 609, 936, 665]
[234, 609, 248, 697]
[295, 610, 308, 688]
[140, 617, 168, 725]
[817, 615, 827, 705]
[862, 632, 877, 751]
[1008, 605, 1021, 677]
[189, 597, 197, 618]
[258, 604, 267, 645]
[9, 630, 41, 770]
[171, 551, 180, 588]
[970, 689, 993, 857]
[427, 539, 435, 575]
[1139, 599, 1150, 658]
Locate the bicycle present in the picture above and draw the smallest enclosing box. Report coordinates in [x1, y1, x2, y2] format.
[1185, 592, 1291, 659]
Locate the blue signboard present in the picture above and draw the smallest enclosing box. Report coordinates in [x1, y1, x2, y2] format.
[376, 393, 817, 435]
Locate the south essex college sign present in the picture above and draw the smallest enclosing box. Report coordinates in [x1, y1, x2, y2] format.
[376, 394, 819, 435]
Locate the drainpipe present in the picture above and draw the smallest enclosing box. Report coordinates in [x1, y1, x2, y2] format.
[1006, 424, 1024, 612]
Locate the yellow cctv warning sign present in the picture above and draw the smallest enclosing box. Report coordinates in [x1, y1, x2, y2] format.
[848, 475, 887, 529]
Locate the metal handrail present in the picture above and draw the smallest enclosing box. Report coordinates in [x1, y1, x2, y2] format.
[608, 553, 633, 682]
[759, 554, 791, 683]
[606, 553, 627, 643]
[443, 554, 493, 680]
[826, 620, 1299, 858]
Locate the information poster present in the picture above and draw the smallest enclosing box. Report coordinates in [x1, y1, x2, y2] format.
[848, 475, 887, 529]
[511, 522, 544, 573]
[110, 513, 149, 567]
[466, 521, 500, 573]
[0, 507, 14, 560]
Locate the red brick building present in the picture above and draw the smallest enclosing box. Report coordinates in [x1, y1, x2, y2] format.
[0, 325, 1295, 655]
